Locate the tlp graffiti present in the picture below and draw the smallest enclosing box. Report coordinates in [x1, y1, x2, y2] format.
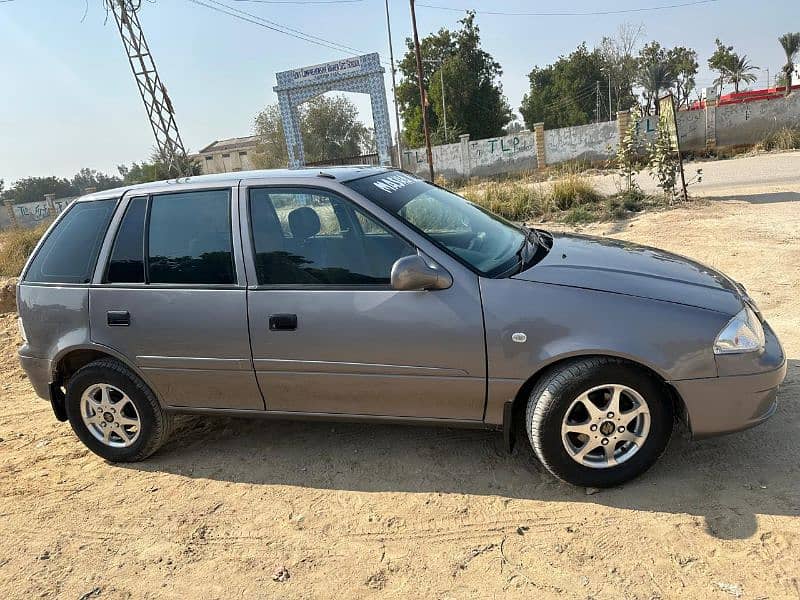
[15, 200, 68, 221]
[472, 135, 533, 157]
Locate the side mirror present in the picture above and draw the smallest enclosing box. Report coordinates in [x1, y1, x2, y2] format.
[390, 254, 453, 291]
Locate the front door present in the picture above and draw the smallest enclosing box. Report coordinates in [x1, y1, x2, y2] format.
[243, 184, 486, 420]
[90, 187, 263, 410]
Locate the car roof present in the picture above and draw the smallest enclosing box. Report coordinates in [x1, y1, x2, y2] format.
[78, 166, 393, 202]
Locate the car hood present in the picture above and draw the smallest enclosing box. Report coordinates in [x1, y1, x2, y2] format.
[514, 232, 743, 314]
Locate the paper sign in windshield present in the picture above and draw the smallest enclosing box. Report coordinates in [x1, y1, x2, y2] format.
[373, 173, 418, 194]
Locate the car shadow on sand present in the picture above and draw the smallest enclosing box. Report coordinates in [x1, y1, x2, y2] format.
[121, 360, 800, 541]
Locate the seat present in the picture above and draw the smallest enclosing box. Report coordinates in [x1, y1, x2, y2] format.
[287, 206, 326, 269]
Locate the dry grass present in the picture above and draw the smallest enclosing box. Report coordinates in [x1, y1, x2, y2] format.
[550, 172, 604, 210]
[458, 172, 631, 224]
[0, 223, 49, 277]
[756, 126, 800, 152]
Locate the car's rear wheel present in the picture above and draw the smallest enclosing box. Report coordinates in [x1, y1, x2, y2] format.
[66, 358, 172, 462]
[526, 357, 673, 488]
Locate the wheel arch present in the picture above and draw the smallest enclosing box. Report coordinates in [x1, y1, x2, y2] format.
[504, 353, 688, 451]
[52, 344, 163, 412]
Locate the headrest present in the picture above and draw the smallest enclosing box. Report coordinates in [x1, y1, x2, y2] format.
[288, 206, 321, 241]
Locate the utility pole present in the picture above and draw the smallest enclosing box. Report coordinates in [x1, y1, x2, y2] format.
[384, 0, 403, 167]
[595, 81, 601, 123]
[608, 77, 612, 121]
[409, 0, 434, 181]
[107, 0, 188, 177]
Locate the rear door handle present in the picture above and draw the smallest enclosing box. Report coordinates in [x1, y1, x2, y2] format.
[107, 310, 130, 326]
[269, 313, 297, 331]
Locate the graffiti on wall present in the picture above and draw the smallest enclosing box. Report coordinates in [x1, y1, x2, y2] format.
[470, 134, 534, 159]
[1, 198, 73, 231]
[544, 121, 619, 165]
[14, 199, 69, 222]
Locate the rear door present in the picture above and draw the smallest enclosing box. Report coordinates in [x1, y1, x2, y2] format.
[90, 184, 263, 410]
[241, 182, 486, 420]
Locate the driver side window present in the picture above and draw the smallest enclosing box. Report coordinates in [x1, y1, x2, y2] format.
[249, 188, 415, 286]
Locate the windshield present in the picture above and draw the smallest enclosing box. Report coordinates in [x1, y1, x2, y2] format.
[346, 172, 526, 277]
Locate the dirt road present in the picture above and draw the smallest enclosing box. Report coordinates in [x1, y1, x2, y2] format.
[590, 150, 800, 203]
[1, 198, 798, 599]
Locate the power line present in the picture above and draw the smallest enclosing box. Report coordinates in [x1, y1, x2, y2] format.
[417, 0, 722, 17]
[186, 0, 368, 57]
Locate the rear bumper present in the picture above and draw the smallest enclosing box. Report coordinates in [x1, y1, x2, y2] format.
[671, 359, 786, 440]
[18, 353, 53, 401]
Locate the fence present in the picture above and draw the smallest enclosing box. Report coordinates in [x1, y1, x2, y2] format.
[401, 90, 800, 180]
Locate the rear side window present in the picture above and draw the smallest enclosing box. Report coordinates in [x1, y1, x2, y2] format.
[106, 196, 147, 283]
[147, 190, 234, 285]
[24, 199, 116, 284]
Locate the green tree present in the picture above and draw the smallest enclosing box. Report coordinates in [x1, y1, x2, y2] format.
[724, 55, 759, 93]
[0, 176, 77, 204]
[397, 11, 511, 146]
[302, 95, 374, 160]
[666, 47, 699, 108]
[708, 39, 738, 95]
[71, 168, 122, 194]
[778, 32, 800, 94]
[520, 43, 607, 128]
[637, 42, 674, 115]
[252, 94, 374, 167]
[117, 150, 201, 185]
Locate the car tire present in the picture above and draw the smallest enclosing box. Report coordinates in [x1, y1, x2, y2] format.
[66, 358, 173, 462]
[525, 357, 673, 488]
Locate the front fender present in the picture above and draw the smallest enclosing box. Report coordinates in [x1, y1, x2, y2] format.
[480, 278, 728, 424]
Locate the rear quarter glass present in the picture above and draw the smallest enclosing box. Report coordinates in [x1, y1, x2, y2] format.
[24, 199, 117, 284]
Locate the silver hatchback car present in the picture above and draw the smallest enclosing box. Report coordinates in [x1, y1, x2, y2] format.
[17, 167, 786, 487]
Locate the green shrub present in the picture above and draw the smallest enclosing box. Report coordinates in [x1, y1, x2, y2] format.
[550, 173, 603, 210]
[0, 224, 49, 277]
[563, 206, 594, 224]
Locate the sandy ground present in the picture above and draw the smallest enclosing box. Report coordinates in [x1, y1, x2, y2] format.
[1, 197, 799, 599]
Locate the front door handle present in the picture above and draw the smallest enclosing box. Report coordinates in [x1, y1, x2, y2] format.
[269, 313, 297, 331]
[107, 310, 130, 326]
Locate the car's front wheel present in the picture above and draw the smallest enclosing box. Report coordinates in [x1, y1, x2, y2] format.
[66, 358, 172, 462]
[526, 357, 673, 488]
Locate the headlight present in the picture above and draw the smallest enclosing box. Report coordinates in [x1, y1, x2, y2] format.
[17, 317, 27, 343]
[714, 306, 765, 354]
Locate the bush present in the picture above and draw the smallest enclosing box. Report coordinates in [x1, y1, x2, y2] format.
[463, 182, 553, 222]
[757, 126, 800, 151]
[550, 173, 603, 210]
[0, 224, 49, 277]
[563, 206, 594, 224]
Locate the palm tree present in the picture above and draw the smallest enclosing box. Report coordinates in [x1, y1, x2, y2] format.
[637, 61, 675, 114]
[779, 32, 800, 95]
[723, 55, 759, 93]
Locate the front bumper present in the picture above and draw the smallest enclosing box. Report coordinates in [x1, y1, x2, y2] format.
[18, 353, 53, 401]
[671, 321, 786, 439]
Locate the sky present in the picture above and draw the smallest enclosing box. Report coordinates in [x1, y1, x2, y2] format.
[1, 0, 798, 184]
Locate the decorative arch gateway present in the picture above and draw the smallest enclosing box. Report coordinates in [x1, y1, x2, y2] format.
[274, 53, 392, 168]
